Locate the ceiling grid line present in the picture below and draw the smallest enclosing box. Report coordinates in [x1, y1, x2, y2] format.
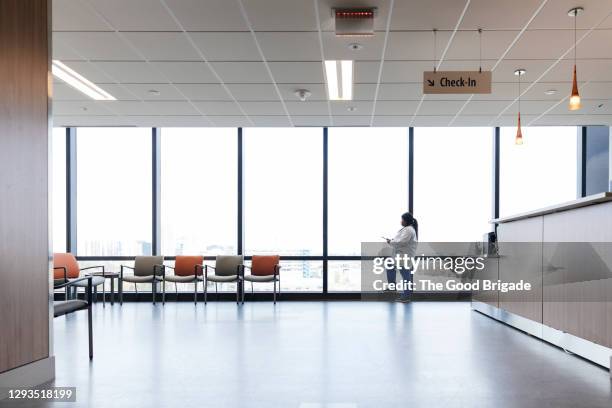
[235, 0, 294, 127]
[79, 0, 217, 126]
[158, 0, 259, 126]
[448, 0, 550, 126]
[369, 0, 396, 127]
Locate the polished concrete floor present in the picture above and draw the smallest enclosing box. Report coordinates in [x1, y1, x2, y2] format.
[3, 301, 611, 408]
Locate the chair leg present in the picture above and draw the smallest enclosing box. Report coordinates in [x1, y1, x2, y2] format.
[87, 287, 93, 360]
[163, 279, 166, 305]
[273, 280, 276, 304]
[194, 280, 197, 305]
[204, 279, 208, 304]
[215, 283, 218, 302]
[102, 282, 106, 307]
[152, 280, 156, 305]
[93, 286, 97, 303]
[120, 280, 123, 305]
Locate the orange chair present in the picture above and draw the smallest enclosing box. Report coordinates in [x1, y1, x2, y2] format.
[53, 253, 107, 305]
[242, 255, 281, 304]
[159, 255, 204, 304]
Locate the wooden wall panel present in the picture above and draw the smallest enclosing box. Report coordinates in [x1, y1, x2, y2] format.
[0, 0, 51, 373]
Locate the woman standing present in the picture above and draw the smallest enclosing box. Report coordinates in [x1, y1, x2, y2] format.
[386, 212, 418, 303]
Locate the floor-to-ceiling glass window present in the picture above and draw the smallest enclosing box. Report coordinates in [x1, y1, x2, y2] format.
[414, 127, 493, 242]
[76, 127, 152, 256]
[500, 126, 578, 217]
[52, 128, 67, 253]
[243, 128, 323, 292]
[161, 128, 237, 256]
[328, 127, 409, 291]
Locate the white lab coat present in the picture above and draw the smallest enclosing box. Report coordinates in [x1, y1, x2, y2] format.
[389, 226, 417, 257]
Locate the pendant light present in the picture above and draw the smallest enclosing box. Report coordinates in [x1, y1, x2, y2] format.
[514, 69, 526, 145]
[568, 7, 583, 111]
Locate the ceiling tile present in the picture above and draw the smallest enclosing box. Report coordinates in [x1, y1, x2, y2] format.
[506, 30, 573, 60]
[373, 101, 419, 116]
[461, 0, 545, 30]
[292, 116, 332, 126]
[243, 0, 317, 31]
[52, 0, 110, 31]
[207, 116, 251, 127]
[150, 62, 218, 83]
[250, 116, 292, 127]
[112, 101, 201, 116]
[390, 0, 473, 30]
[268, 62, 324, 83]
[192, 101, 244, 116]
[331, 116, 372, 126]
[372, 116, 414, 126]
[286, 101, 330, 116]
[256, 32, 320, 61]
[227, 84, 281, 101]
[240, 101, 287, 115]
[209, 62, 272, 83]
[190, 33, 261, 61]
[122, 33, 200, 61]
[174, 84, 233, 101]
[54, 32, 142, 61]
[120, 84, 188, 101]
[162, 0, 247, 31]
[53, 101, 116, 116]
[418, 100, 467, 115]
[87, 0, 179, 31]
[330, 101, 373, 116]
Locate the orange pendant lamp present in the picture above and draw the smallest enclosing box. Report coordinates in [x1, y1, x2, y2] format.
[568, 7, 583, 111]
[514, 69, 525, 145]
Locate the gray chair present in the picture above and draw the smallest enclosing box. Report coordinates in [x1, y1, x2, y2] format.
[120, 256, 164, 304]
[199, 255, 243, 304]
[53, 276, 93, 359]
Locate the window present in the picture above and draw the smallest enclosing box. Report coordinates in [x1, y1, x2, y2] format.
[328, 261, 361, 292]
[161, 128, 237, 255]
[414, 127, 493, 242]
[52, 128, 67, 252]
[500, 126, 578, 217]
[77, 128, 152, 256]
[243, 128, 323, 257]
[328, 128, 409, 255]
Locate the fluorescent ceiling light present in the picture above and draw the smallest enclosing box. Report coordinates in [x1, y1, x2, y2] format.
[52, 60, 116, 101]
[324, 60, 353, 101]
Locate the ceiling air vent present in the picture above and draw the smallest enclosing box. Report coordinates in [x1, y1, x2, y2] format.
[333, 8, 376, 37]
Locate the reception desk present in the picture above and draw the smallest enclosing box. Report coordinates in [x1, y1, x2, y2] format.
[472, 192, 612, 370]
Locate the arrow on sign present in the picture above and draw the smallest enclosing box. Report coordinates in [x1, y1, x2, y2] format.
[427, 79, 435, 86]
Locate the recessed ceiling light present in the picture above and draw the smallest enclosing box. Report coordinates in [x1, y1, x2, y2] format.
[324, 60, 353, 101]
[148, 89, 161, 96]
[52, 60, 116, 101]
[294, 89, 311, 102]
[347, 106, 357, 112]
[80, 106, 88, 112]
[348, 43, 363, 51]
[597, 103, 604, 108]
[544, 89, 557, 95]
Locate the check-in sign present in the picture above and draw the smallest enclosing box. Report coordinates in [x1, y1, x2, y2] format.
[423, 71, 491, 94]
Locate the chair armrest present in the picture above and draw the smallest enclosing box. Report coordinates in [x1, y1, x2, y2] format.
[120, 265, 134, 280]
[54, 275, 92, 289]
[54, 266, 67, 282]
[274, 265, 281, 277]
[80, 265, 105, 277]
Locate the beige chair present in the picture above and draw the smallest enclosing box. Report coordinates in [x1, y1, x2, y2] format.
[160, 255, 204, 304]
[120, 256, 164, 304]
[198, 255, 243, 304]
